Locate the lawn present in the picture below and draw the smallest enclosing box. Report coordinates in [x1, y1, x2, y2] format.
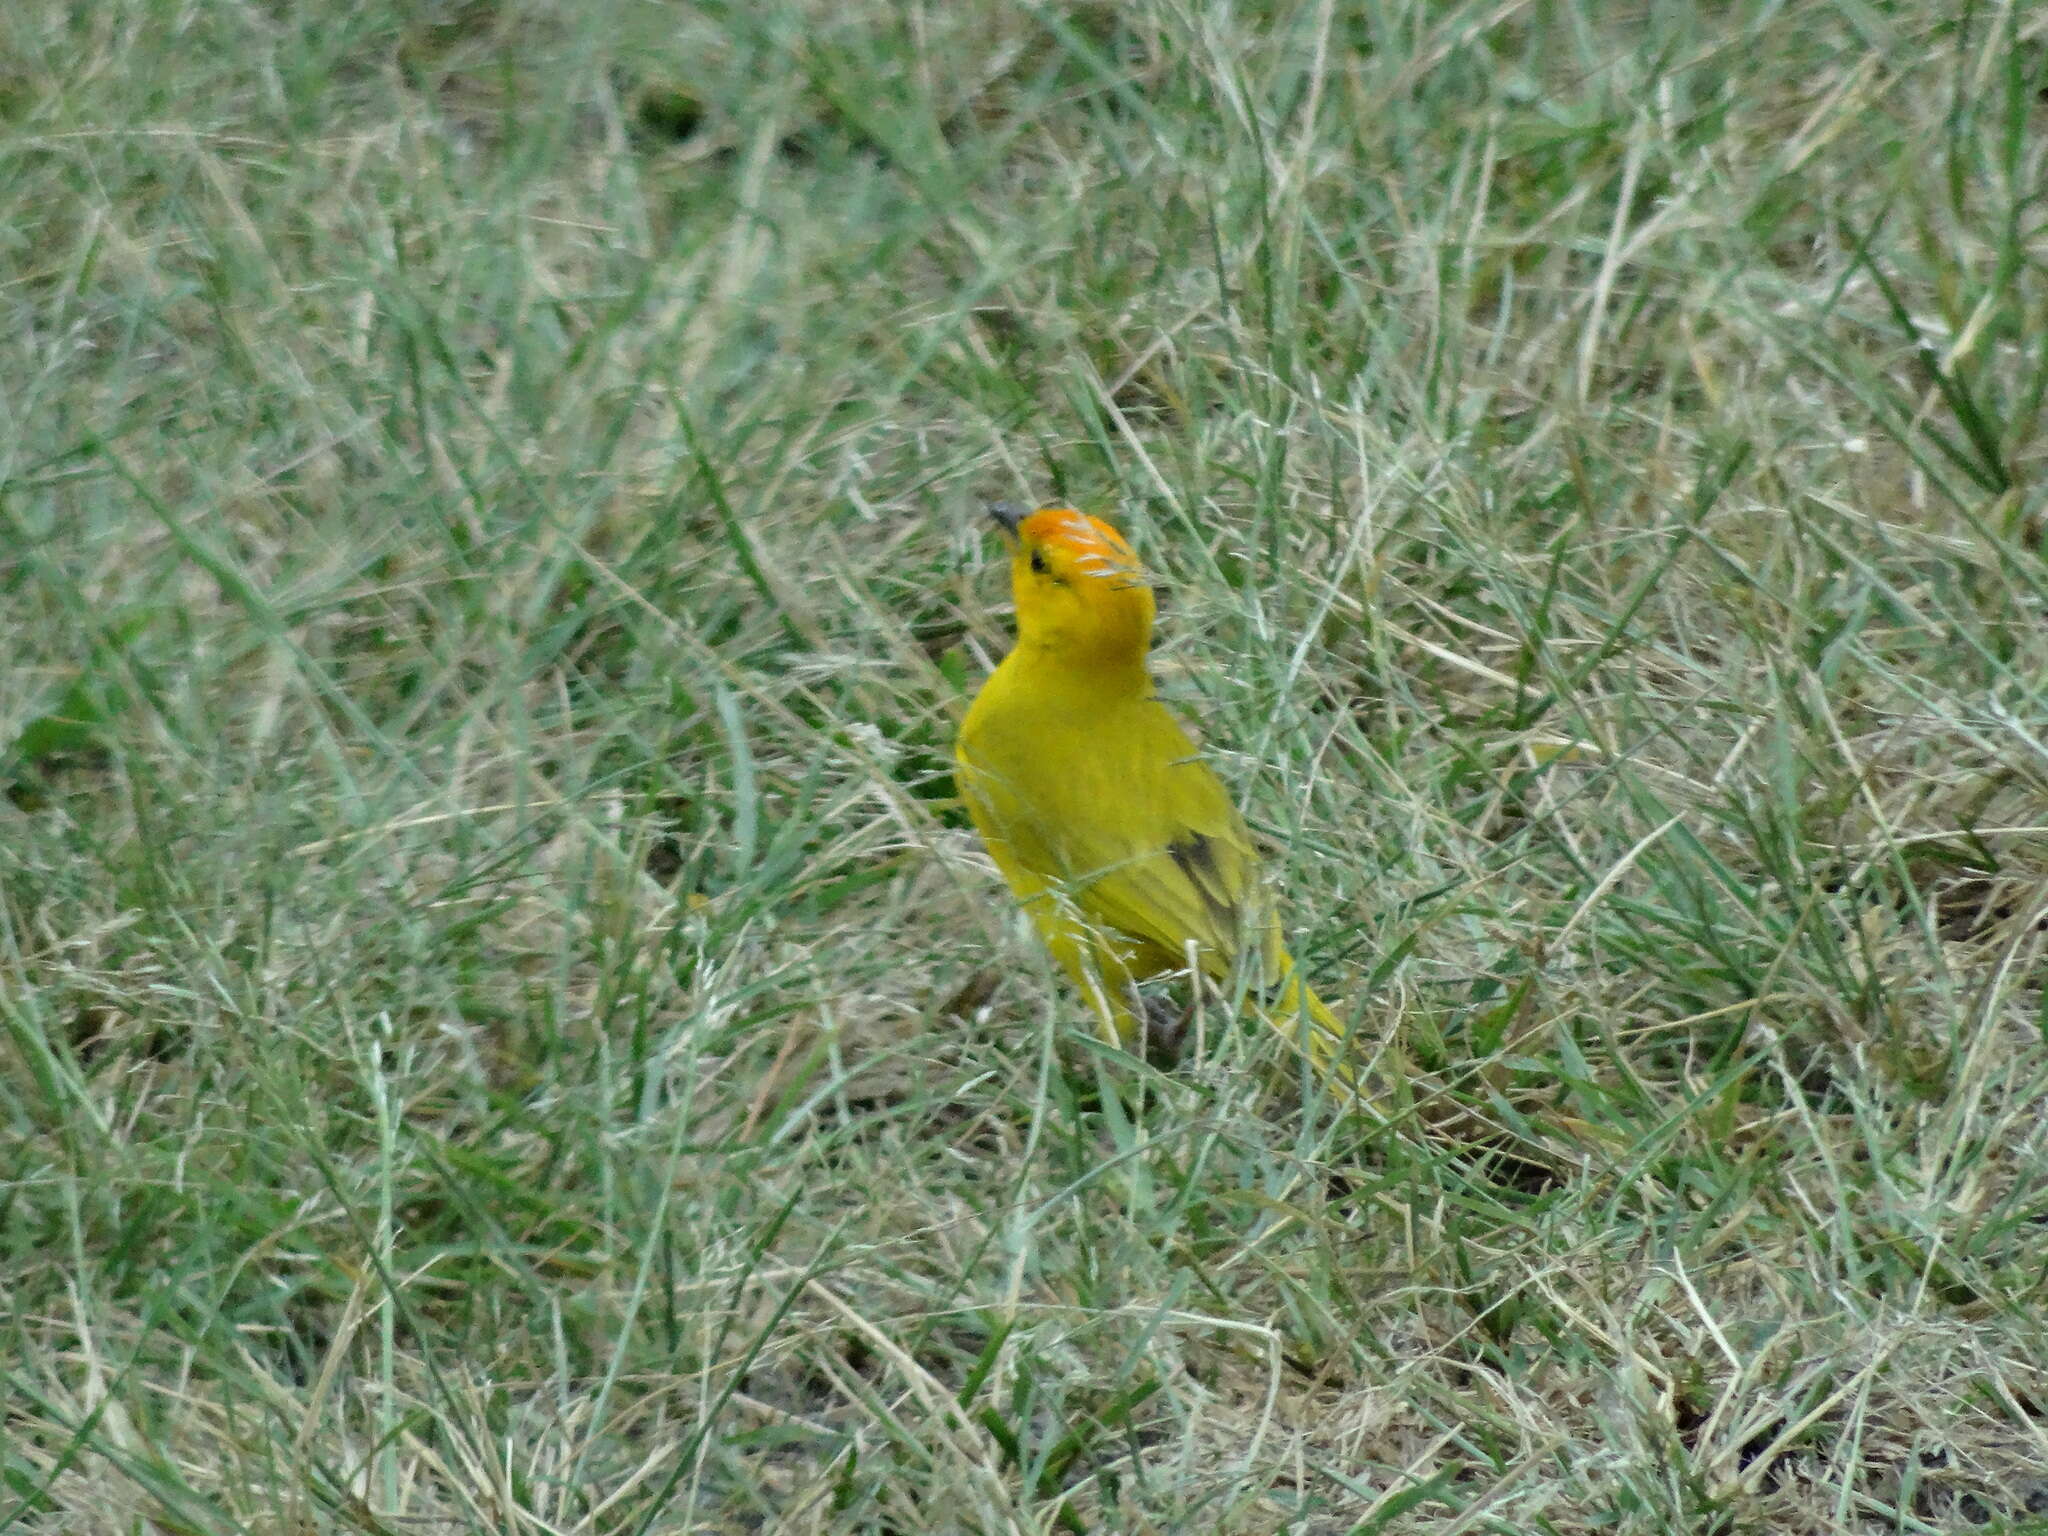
[4, 1, 2047, 1531]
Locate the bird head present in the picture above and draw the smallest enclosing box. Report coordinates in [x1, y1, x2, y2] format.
[987, 502, 1156, 671]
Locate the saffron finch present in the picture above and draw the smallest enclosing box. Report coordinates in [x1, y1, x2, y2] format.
[955, 502, 1355, 1093]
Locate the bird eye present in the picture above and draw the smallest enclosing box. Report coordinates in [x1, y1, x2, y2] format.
[1029, 549, 1047, 575]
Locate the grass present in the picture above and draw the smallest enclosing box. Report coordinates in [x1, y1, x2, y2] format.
[3, 0, 2047, 1530]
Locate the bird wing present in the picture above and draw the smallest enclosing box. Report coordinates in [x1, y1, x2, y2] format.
[1044, 699, 1286, 983]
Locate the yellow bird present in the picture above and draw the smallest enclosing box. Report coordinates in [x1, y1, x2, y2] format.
[955, 501, 1356, 1093]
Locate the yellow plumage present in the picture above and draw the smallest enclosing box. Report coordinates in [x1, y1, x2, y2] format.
[955, 502, 1355, 1094]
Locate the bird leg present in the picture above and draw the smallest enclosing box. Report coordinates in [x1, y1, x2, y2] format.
[1131, 986, 1192, 1067]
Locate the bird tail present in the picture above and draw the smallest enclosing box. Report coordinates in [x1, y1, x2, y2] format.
[1260, 963, 1364, 1103]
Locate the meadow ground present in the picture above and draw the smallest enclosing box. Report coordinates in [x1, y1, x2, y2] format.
[4, 2, 2047, 1531]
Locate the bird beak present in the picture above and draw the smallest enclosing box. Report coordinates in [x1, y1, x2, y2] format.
[985, 501, 1027, 538]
